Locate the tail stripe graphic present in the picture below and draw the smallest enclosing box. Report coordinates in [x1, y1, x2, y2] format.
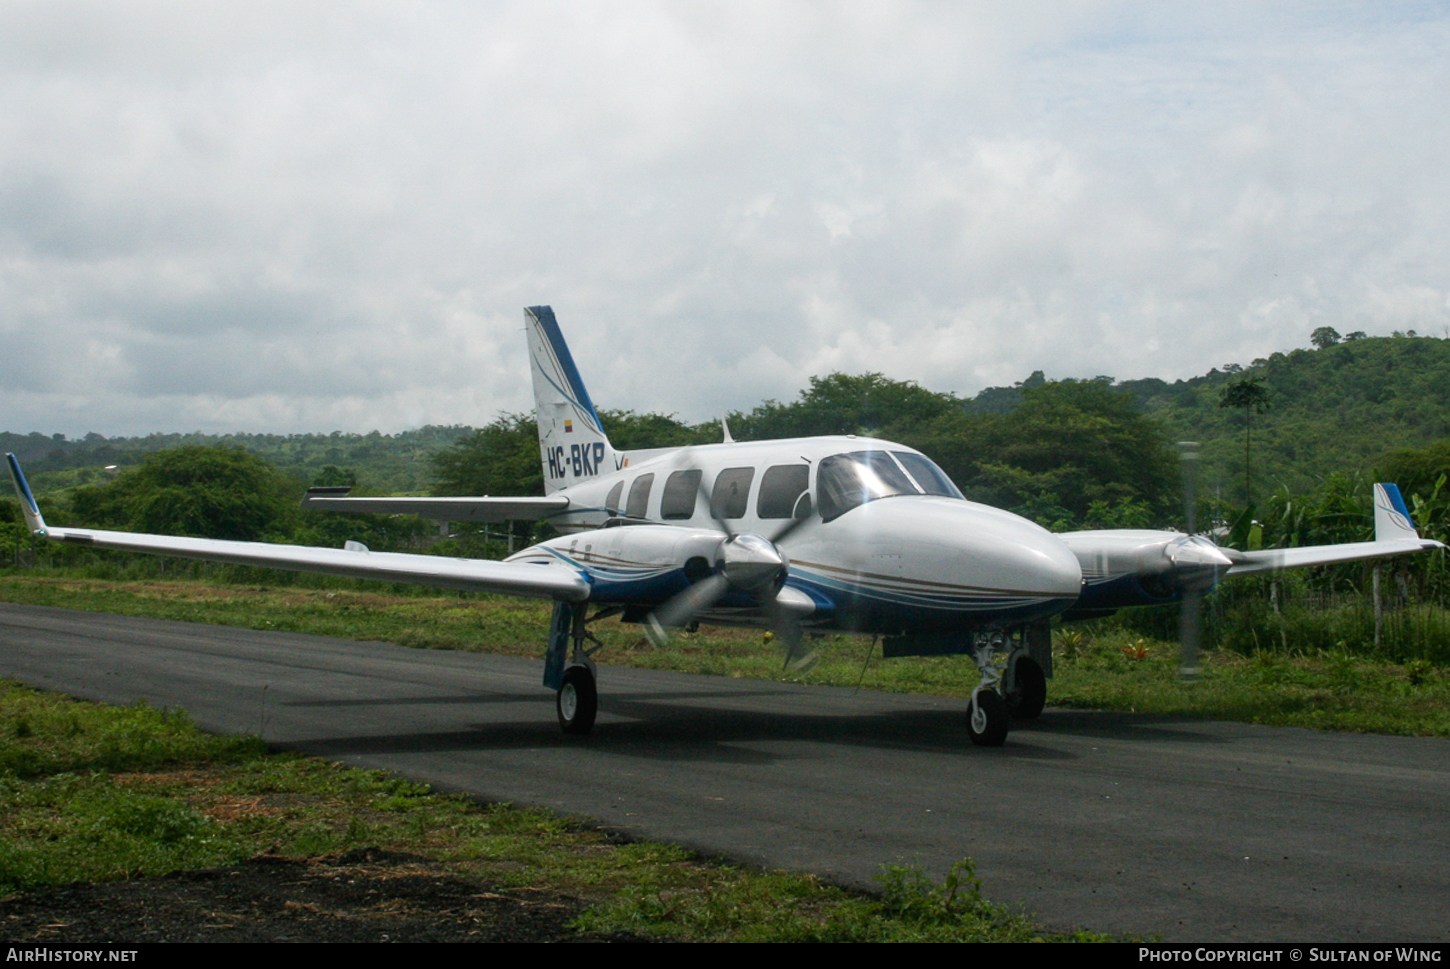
[1373, 482, 1419, 541]
[527, 307, 618, 494]
[528, 306, 603, 435]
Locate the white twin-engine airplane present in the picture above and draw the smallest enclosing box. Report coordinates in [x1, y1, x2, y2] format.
[7, 307, 1442, 746]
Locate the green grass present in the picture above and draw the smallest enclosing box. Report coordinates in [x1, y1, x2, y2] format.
[0, 679, 1095, 942]
[2, 572, 1447, 737]
[1047, 631, 1450, 735]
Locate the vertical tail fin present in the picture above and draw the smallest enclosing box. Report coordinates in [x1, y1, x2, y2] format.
[525, 306, 619, 494]
[1373, 483, 1419, 542]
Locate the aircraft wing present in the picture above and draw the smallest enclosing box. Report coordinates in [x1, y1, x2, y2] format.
[1226, 483, 1443, 575]
[300, 487, 570, 522]
[7, 455, 589, 602]
[1224, 538, 1440, 575]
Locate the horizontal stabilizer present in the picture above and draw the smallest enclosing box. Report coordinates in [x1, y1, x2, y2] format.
[301, 488, 570, 522]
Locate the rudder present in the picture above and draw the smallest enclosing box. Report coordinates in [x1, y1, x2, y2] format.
[525, 306, 619, 494]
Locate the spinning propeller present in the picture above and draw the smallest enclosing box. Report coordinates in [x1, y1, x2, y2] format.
[1175, 440, 1234, 679]
[643, 459, 815, 670]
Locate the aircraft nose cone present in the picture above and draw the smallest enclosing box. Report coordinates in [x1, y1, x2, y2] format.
[987, 516, 1084, 599]
[852, 498, 1082, 604]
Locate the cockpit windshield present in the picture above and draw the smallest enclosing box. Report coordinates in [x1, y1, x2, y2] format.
[815, 450, 963, 522]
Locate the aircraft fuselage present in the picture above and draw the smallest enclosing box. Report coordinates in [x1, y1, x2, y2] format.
[510, 435, 1084, 636]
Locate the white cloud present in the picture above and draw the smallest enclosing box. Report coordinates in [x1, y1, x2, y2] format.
[2, 1, 1449, 437]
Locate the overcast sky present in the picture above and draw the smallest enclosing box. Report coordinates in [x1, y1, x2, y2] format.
[3, 1, 1449, 437]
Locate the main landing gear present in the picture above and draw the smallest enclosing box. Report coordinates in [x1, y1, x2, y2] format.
[545, 602, 609, 736]
[1004, 656, 1046, 720]
[557, 665, 598, 734]
[886, 622, 1052, 747]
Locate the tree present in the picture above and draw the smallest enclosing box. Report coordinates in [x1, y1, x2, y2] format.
[69, 446, 297, 542]
[1310, 326, 1342, 349]
[1218, 376, 1271, 505]
[732, 373, 958, 440]
[431, 413, 542, 498]
[430, 410, 710, 503]
[952, 379, 1181, 527]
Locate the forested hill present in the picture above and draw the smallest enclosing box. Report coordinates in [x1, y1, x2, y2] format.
[9, 332, 1450, 530]
[962, 334, 1450, 499]
[0, 426, 472, 494]
[1108, 334, 1450, 501]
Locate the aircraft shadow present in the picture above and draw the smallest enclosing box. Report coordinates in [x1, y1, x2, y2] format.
[282, 694, 1229, 766]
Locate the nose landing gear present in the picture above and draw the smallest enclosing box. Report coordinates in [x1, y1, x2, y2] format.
[966, 631, 1011, 747]
[967, 688, 1009, 747]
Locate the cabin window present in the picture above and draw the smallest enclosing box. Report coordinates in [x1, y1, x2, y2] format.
[815, 451, 919, 522]
[661, 469, 702, 520]
[757, 465, 810, 519]
[625, 474, 654, 519]
[604, 480, 624, 515]
[892, 452, 964, 499]
[710, 467, 754, 520]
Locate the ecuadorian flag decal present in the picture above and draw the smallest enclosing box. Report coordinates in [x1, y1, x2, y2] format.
[564, 419, 573, 433]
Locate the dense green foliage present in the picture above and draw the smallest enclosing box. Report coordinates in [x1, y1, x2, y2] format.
[68, 446, 298, 542]
[1116, 334, 1450, 504]
[2, 425, 469, 495]
[724, 374, 1180, 527]
[940, 379, 1179, 527]
[730, 372, 960, 439]
[17, 331, 1450, 537]
[10, 445, 430, 564]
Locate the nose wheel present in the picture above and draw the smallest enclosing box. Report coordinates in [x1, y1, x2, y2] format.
[967, 689, 1008, 746]
[557, 666, 598, 735]
[964, 631, 1011, 746]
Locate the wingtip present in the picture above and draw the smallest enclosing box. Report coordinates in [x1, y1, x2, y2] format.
[301, 485, 353, 508]
[1374, 482, 1421, 542]
[5, 452, 48, 535]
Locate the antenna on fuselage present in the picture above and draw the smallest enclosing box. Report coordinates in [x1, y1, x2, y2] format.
[720, 414, 735, 444]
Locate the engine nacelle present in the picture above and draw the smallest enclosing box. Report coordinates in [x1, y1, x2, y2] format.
[534, 524, 727, 604]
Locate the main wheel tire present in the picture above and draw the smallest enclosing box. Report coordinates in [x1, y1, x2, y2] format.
[967, 690, 1009, 747]
[557, 666, 598, 735]
[1005, 657, 1047, 720]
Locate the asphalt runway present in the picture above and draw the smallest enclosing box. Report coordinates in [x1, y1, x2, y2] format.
[1, 601, 1446, 942]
